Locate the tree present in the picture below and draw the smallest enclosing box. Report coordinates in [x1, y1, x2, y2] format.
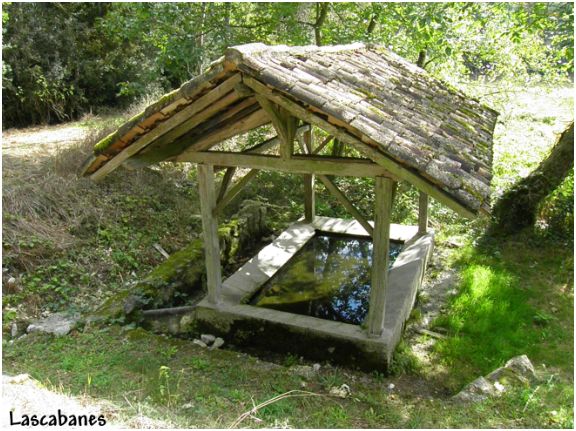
[492, 122, 574, 235]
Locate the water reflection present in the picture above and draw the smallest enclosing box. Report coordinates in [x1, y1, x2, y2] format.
[250, 233, 402, 325]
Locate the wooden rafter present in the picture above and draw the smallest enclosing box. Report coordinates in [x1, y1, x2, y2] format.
[90, 74, 242, 181]
[242, 76, 477, 218]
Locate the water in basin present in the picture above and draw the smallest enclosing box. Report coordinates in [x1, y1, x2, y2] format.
[249, 233, 402, 325]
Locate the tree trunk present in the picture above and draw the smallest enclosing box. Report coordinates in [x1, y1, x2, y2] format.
[492, 122, 574, 235]
[313, 2, 329, 46]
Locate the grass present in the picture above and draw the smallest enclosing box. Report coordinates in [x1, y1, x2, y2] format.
[2, 83, 574, 428]
[3, 325, 573, 428]
[432, 235, 573, 386]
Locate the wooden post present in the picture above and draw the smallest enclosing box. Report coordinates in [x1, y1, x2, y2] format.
[367, 176, 394, 338]
[197, 164, 222, 305]
[303, 126, 315, 222]
[418, 191, 429, 234]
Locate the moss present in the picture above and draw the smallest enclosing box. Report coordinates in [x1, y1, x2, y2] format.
[93, 132, 118, 155]
[124, 327, 153, 342]
[86, 289, 131, 324]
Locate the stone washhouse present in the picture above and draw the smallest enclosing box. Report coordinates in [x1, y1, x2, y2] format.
[82, 43, 498, 369]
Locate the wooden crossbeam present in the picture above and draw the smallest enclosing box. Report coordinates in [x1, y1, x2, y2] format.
[243, 76, 477, 218]
[178, 152, 395, 178]
[90, 74, 242, 181]
[318, 175, 373, 236]
[214, 169, 259, 215]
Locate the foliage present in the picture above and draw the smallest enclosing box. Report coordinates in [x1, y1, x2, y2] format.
[2, 2, 573, 128]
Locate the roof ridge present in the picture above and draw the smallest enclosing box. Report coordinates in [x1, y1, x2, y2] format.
[225, 42, 366, 64]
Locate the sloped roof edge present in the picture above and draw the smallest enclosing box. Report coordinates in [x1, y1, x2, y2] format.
[81, 43, 498, 217]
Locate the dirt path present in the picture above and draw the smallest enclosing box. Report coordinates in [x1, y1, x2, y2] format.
[2, 122, 88, 159]
[2, 374, 171, 429]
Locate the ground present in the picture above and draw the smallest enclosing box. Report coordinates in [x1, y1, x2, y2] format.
[2, 85, 574, 428]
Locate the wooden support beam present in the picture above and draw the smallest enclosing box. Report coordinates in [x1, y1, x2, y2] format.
[418, 191, 429, 234]
[197, 164, 222, 305]
[91, 74, 242, 181]
[318, 175, 373, 236]
[243, 76, 477, 218]
[367, 176, 395, 338]
[214, 169, 259, 215]
[217, 167, 236, 203]
[312, 134, 334, 155]
[255, 95, 298, 160]
[303, 127, 315, 222]
[177, 152, 395, 178]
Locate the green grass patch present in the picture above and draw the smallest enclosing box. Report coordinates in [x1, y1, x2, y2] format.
[433, 234, 573, 388]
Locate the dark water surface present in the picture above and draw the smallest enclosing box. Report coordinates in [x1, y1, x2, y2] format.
[250, 233, 402, 325]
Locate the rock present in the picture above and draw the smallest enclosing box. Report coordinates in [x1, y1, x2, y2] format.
[26, 312, 79, 337]
[504, 355, 537, 382]
[4, 374, 31, 385]
[201, 334, 216, 345]
[329, 384, 351, 398]
[452, 377, 497, 403]
[486, 355, 536, 386]
[291, 365, 315, 379]
[210, 337, 224, 350]
[10, 323, 18, 339]
[192, 339, 207, 348]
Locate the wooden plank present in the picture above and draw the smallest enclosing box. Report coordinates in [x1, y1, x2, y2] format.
[242, 76, 477, 218]
[214, 169, 260, 215]
[303, 127, 315, 222]
[318, 175, 373, 236]
[177, 152, 395, 177]
[90, 74, 242, 181]
[418, 191, 429, 234]
[140, 91, 249, 156]
[177, 109, 270, 155]
[197, 164, 222, 305]
[367, 176, 394, 337]
[217, 167, 236, 203]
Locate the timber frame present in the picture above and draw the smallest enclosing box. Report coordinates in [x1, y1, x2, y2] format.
[82, 43, 497, 344]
